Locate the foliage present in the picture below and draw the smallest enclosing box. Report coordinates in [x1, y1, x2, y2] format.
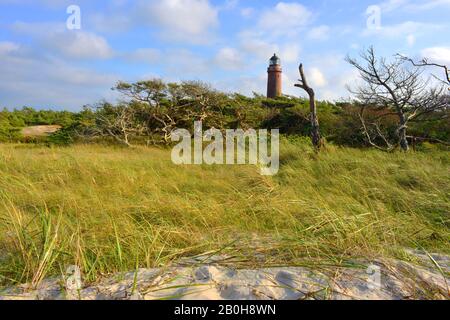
[0, 78, 448, 148]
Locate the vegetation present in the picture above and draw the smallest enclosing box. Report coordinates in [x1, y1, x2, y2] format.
[0, 140, 448, 287]
[0, 107, 78, 143]
[0, 49, 448, 290]
[1, 82, 448, 149]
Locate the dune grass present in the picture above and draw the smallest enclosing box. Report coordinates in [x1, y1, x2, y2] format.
[0, 138, 448, 287]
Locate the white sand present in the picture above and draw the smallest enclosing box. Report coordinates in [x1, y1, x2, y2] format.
[1, 251, 448, 300]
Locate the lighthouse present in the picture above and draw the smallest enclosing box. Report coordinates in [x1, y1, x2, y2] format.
[267, 53, 282, 98]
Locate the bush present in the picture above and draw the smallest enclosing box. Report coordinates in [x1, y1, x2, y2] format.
[47, 128, 73, 146]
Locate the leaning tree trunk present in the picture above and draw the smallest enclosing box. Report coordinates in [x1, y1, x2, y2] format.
[295, 64, 322, 150]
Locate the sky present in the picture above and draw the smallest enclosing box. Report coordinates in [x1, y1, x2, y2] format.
[0, 0, 449, 110]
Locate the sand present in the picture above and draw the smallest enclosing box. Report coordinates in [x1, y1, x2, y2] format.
[1, 250, 448, 300]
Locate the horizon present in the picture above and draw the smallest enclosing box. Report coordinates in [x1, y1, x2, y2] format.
[1, 0, 449, 110]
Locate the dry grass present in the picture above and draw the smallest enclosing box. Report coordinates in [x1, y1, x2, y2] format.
[0, 139, 448, 287]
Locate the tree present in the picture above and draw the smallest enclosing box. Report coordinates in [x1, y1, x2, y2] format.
[295, 64, 322, 150]
[397, 54, 449, 88]
[111, 79, 228, 144]
[346, 47, 448, 152]
[94, 102, 146, 147]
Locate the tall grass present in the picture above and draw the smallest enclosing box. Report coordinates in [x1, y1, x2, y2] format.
[0, 139, 448, 287]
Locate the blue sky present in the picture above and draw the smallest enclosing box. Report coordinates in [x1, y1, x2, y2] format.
[0, 0, 449, 110]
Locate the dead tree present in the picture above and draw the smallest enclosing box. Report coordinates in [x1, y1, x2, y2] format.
[295, 64, 322, 150]
[346, 47, 448, 152]
[397, 54, 450, 88]
[94, 102, 146, 147]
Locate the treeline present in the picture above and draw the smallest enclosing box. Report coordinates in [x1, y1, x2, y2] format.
[1, 79, 449, 148]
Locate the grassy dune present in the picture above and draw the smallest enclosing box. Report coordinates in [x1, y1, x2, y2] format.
[0, 139, 449, 287]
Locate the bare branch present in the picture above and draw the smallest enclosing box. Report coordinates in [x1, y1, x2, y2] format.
[358, 107, 395, 151]
[397, 54, 450, 87]
[295, 63, 322, 150]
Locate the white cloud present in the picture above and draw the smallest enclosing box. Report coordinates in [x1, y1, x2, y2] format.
[45, 31, 114, 59]
[406, 34, 416, 46]
[377, 0, 450, 12]
[87, 0, 220, 44]
[0, 41, 20, 54]
[163, 49, 210, 76]
[379, 0, 410, 12]
[235, 1, 313, 73]
[125, 48, 161, 64]
[214, 47, 243, 70]
[123, 47, 215, 81]
[404, 0, 450, 11]
[0, 42, 117, 109]
[280, 44, 301, 63]
[258, 2, 313, 36]
[11, 21, 114, 60]
[0, 0, 74, 7]
[238, 30, 300, 65]
[421, 47, 450, 64]
[240, 7, 254, 18]
[89, 12, 132, 33]
[11, 21, 64, 37]
[362, 21, 441, 38]
[308, 25, 330, 40]
[317, 68, 361, 101]
[239, 33, 279, 60]
[220, 0, 239, 10]
[140, 0, 219, 44]
[307, 67, 328, 88]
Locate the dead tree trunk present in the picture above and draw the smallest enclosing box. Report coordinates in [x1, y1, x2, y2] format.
[398, 113, 409, 152]
[295, 64, 322, 150]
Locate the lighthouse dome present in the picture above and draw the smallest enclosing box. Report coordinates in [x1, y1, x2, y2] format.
[269, 53, 281, 66]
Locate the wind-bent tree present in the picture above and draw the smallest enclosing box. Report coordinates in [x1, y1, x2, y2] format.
[346, 47, 448, 152]
[106, 79, 228, 144]
[295, 64, 322, 150]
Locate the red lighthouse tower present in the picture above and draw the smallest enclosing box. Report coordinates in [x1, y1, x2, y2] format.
[267, 53, 282, 98]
